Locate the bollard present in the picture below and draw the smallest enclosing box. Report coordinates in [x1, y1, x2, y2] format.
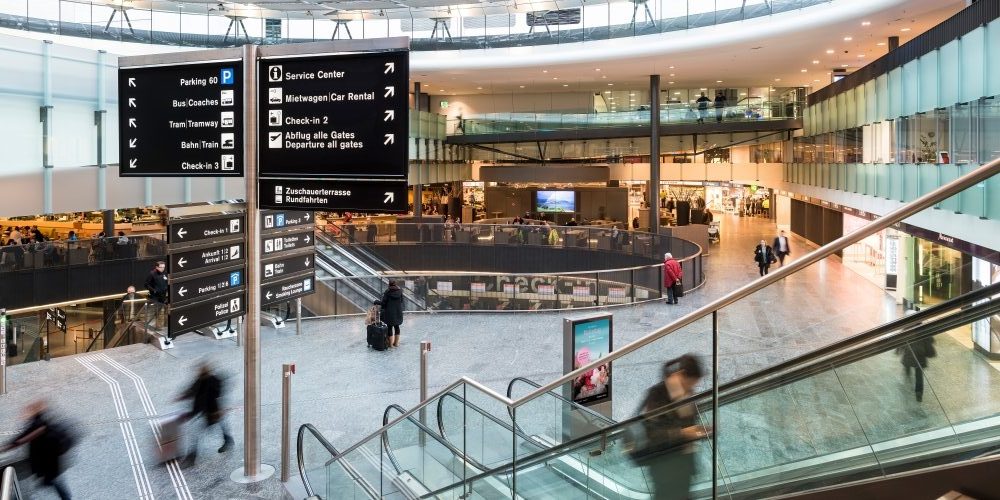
[296, 298, 302, 336]
[281, 363, 295, 482]
[419, 341, 431, 447]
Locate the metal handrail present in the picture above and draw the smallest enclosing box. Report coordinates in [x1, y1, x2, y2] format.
[297, 423, 378, 500]
[317, 157, 1000, 467]
[380, 403, 492, 474]
[0, 466, 22, 500]
[506, 377, 616, 429]
[5, 291, 148, 316]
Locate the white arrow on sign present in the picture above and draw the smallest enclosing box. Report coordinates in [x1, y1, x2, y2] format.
[128, 77, 136, 87]
[384, 86, 395, 98]
[178, 316, 188, 326]
[384, 62, 395, 74]
[128, 98, 136, 108]
[384, 192, 395, 204]
[129, 158, 138, 169]
[129, 138, 137, 148]
[384, 110, 394, 122]
[384, 134, 395, 145]
[128, 118, 137, 128]
[176, 228, 187, 239]
[304, 213, 311, 220]
[304, 234, 311, 244]
[177, 257, 187, 268]
[266, 291, 273, 300]
[305, 257, 310, 267]
[178, 287, 187, 297]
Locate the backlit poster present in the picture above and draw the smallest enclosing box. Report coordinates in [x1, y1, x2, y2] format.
[564, 315, 613, 406]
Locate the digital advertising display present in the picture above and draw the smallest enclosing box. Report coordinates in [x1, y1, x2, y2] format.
[564, 315, 613, 407]
[536, 190, 576, 213]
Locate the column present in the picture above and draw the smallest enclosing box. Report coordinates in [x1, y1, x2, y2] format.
[648, 74, 661, 233]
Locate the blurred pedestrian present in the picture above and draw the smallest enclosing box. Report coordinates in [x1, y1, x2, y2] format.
[898, 337, 936, 402]
[772, 230, 791, 266]
[176, 362, 233, 465]
[2, 400, 76, 499]
[632, 355, 709, 500]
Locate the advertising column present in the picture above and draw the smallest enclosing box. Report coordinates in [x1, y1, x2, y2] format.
[563, 314, 613, 439]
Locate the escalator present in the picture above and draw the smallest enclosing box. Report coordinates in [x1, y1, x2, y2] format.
[297, 159, 1000, 498]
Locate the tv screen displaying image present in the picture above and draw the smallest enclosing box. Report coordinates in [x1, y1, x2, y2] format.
[536, 191, 576, 213]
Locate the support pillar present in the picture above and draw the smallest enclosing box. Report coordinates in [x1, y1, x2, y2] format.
[96, 50, 108, 211]
[413, 81, 423, 217]
[648, 74, 661, 233]
[102, 210, 115, 237]
[41, 40, 54, 215]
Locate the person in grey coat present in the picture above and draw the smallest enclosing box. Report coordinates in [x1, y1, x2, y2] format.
[381, 280, 404, 347]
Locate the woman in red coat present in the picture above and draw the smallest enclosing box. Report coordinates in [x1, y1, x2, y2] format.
[663, 252, 683, 304]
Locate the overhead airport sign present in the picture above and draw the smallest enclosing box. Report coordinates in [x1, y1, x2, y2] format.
[169, 290, 245, 337]
[119, 60, 244, 177]
[260, 229, 313, 256]
[261, 274, 315, 306]
[170, 241, 245, 277]
[170, 266, 245, 306]
[261, 210, 313, 233]
[258, 178, 407, 212]
[168, 214, 245, 245]
[46, 308, 67, 332]
[262, 252, 314, 283]
[257, 51, 408, 179]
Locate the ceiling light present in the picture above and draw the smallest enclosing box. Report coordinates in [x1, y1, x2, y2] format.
[542, 70, 548, 73]
[476, 86, 483, 90]
[876, 42, 886, 46]
[700, 88, 707, 91]
[774, 78, 781, 81]
[812, 60, 819, 64]
[740, 92, 747, 96]
[669, 73, 675, 77]
[826, 49, 834, 54]
[668, 81, 674, 84]
[843, 36, 853, 41]
[562, 84, 568, 87]
[595, 68, 601, 72]
[716, 80, 723, 83]
[669, 66, 675, 69]
[900, 27, 910, 32]
[604, 90, 612, 93]
[629, 93, 635, 96]
[608, 83, 614, 86]
[602, 75, 607, 79]
[842, 64, 849, 67]
[674, 92, 681, 95]
[857, 54, 865, 58]
[861, 21, 871, 26]
[800, 69, 807, 73]
[813, 79, 820, 82]
[519, 85, 525, 88]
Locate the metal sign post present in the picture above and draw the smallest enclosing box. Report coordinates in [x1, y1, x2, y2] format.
[1, 309, 7, 395]
[280, 363, 295, 482]
[296, 298, 302, 336]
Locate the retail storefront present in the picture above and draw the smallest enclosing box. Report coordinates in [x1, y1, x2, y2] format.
[972, 258, 1000, 359]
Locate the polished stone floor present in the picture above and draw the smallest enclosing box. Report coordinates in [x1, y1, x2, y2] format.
[1, 214, 996, 499]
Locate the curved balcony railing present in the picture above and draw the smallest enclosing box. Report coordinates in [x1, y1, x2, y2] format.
[0, 0, 830, 50]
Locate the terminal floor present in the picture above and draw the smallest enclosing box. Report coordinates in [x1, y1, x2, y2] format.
[2, 214, 998, 499]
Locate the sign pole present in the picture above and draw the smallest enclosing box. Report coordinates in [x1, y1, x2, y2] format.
[241, 42, 266, 481]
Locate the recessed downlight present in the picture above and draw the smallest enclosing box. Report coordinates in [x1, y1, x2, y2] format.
[843, 36, 853, 41]
[800, 69, 807, 73]
[900, 27, 911, 32]
[826, 49, 835, 54]
[812, 60, 820, 64]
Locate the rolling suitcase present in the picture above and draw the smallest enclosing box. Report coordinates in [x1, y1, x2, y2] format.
[366, 304, 389, 351]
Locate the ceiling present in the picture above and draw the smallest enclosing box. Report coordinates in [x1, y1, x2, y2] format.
[407, 0, 966, 96]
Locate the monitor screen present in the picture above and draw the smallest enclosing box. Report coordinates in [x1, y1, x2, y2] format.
[535, 191, 576, 213]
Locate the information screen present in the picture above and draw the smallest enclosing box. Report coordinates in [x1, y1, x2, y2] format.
[570, 316, 612, 406]
[536, 191, 576, 213]
[119, 60, 243, 177]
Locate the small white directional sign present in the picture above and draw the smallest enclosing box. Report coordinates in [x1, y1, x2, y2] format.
[260, 229, 314, 256]
[261, 275, 315, 306]
[259, 178, 406, 212]
[118, 60, 244, 177]
[169, 266, 245, 306]
[261, 252, 314, 283]
[260, 210, 313, 232]
[170, 241, 245, 277]
[257, 50, 408, 181]
[169, 290, 245, 337]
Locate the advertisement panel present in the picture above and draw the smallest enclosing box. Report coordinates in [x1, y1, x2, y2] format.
[563, 315, 613, 407]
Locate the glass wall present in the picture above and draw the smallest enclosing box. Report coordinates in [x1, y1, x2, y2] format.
[904, 236, 972, 309]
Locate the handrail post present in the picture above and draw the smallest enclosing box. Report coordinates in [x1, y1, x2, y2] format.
[281, 363, 295, 482]
[420, 341, 431, 448]
[295, 298, 302, 336]
[712, 310, 719, 499]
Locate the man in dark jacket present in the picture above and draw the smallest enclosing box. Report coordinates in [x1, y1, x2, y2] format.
[3, 400, 74, 499]
[178, 362, 233, 464]
[144, 261, 168, 330]
[773, 230, 791, 266]
[381, 280, 404, 347]
[754, 239, 777, 276]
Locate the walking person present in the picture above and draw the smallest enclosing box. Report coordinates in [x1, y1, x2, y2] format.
[380, 280, 404, 347]
[176, 362, 234, 465]
[144, 260, 169, 330]
[695, 92, 710, 124]
[898, 337, 936, 402]
[631, 355, 709, 500]
[772, 230, 791, 266]
[663, 253, 683, 305]
[2, 400, 76, 499]
[753, 239, 777, 276]
[714, 91, 727, 123]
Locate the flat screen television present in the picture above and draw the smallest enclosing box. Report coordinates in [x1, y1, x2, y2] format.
[535, 190, 576, 213]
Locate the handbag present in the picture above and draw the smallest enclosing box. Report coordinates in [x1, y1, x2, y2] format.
[673, 279, 684, 298]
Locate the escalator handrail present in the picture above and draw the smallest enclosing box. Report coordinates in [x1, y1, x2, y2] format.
[434, 392, 545, 456]
[380, 403, 492, 474]
[319, 222, 397, 271]
[505, 376, 616, 429]
[297, 423, 378, 500]
[1, 465, 22, 500]
[418, 292, 1000, 498]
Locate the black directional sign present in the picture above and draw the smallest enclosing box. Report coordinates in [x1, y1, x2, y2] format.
[170, 241, 245, 277]
[257, 51, 408, 179]
[170, 266, 245, 306]
[262, 251, 314, 283]
[168, 214, 245, 245]
[260, 229, 314, 256]
[46, 308, 67, 332]
[262, 274, 315, 306]
[258, 178, 407, 212]
[119, 60, 243, 177]
[261, 210, 313, 233]
[169, 290, 245, 337]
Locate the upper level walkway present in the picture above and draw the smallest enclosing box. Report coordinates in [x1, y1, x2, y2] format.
[0, 211, 945, 499]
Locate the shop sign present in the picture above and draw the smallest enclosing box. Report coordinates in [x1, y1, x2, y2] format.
[538, 284, 555, 295]
[503, 283, 516, 294]
[608, 287, 626, 298]
[573, 286, 590, 297]
[471, 282, 486, 293]
[436, 281, 453, 292]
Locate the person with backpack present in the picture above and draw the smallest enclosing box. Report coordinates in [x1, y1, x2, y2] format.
[176, 362, 233, 465]
[380, 280, 404, 348]
[3, 400, 75, 499]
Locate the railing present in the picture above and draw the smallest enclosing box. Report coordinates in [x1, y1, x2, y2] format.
[450, 103, 803, 136]
[1, 466, 23, 500]
[299, 156, 1000, 499]
[0, 0, 831, 51]
[0, 235, 165, 275]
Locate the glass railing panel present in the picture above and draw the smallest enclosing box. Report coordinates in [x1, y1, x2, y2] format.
[383, 405, 467, 494]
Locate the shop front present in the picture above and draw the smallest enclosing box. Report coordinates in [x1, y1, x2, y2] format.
[902, 235, 972, 310]
[972, 258, 1000, 359]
